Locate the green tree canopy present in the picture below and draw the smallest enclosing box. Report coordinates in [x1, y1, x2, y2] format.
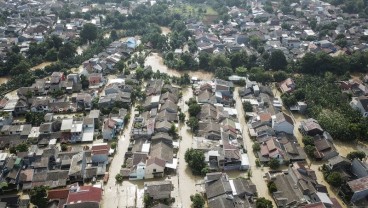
[30, 186, 48, 208]
[80, 23, 98, 43]
[190, 193, 205, 208]
[268, 50, 287, 70]
[256, 197, 273, 208]
[185, 148, 207, 175]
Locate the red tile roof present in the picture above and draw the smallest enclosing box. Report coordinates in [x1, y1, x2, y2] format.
[66, 186, 102, 204]
[47, 189, 69, 200]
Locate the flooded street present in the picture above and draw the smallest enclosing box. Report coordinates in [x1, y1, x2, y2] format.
[103, 106, 137, 208]
[145, 53, 214, 80]
[175, 87, 201, 207]
[234, 87, 275, 205]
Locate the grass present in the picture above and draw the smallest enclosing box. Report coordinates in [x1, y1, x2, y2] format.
[170, 3, 218, 19]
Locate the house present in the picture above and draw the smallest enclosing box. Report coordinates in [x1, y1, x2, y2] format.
[313, 132, 339, 161]
[144, 181, 173, 200]
[347, 176, 368, 202]
[102, 118, 117, 140]
[350, 96, 368, 117]
[91, 143, 110, 164]
[31, 98, 49, 112]
[272, 112, 294, 134]
[351, 158, 368, 179]
[76, 93, 92, 110]
[129, 152, 147, 180]
[278, 78, 296, 94]
[299, 118, 323, 136]
[258, 138, 284, 163]
[268, 172, 307, 207]
[50, 72, 65, 92]
[64, 184, 102, 208]
[88, 73, 104, 89]
[82, 118, 94, 142]
[145, 157, 165, 179]
[70, 121, 83, 143]
[204, 172, 257, 208]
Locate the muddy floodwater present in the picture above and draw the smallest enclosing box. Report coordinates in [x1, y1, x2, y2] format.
[160, 26, 171, 36]
[30, 62, 54, 71]
[145, 53, 214, 80]
[0, 77, 10, 85]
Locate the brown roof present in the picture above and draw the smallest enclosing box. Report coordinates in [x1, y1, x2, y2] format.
[347, 176, 368, 192]
[146, 157, 166, 168]
[47, 189, 69, 200]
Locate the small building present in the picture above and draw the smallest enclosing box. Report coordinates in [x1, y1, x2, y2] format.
[347, 176, 368, 202]
[144, 181, 173, 200]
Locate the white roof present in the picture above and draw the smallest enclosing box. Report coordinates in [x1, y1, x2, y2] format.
[71, 122, 83, 133]
[316, 192, 333, 205]
[165, 158, 178, 169]
[61, 119, 73, 131]
[173, 141, 179, 149]
[49, 139, 57, 145]
[0, 153, 8, 161]
[82, 127, 94, 142]
[151, 95, 160, 103]
[241, 154, 250, 166]
[235, 123, 241, 132]
[141, 143, 150, 153]
[28, 127, 40, 138]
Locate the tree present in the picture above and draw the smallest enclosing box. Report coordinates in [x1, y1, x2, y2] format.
[30, 186, 48, 208]
[229, 51, 248, 69]
[268, 50, 287, 70]
[243, 101, 253, 112]
[209, 54, 230, 69]
[256, 197, 273, 208]
[58, 42, 76, 60]
[115, 173, 124, 183]
[190, 193, 205, 208]
[347, 151, 366, 160]
[184, 148, 207, 175]
[61, 144, 68, 151]
[252, 143, 261, 152]
[267, 181, 277, 193]
[45, 48, 58, 61]
[326, 172, 343, 187]
[80, 74, 89, 89]
[198, 52, 211, 70]
[110, 30, 119, 41]
[304, 145, 316, 158]
[25, 112, 45, 126]
[302, 136, 315, 146]
[187, 117, 199, 132]
[179, 112, 186, 122]
[268, 158, 280, 169]
[215, 67, 233, 80]
[273, 71, 288, 82]
[168, 123, 178, 139]
[111, 142, 117, 149]
[80, 23, 98, 43]
[188, 103, 201, 117]
[16, 143, 28, 152]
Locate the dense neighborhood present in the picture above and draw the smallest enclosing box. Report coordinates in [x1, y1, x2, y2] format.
[1, 0, 368, 207]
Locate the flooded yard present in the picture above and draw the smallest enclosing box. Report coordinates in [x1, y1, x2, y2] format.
[30, 61, 54, 71]
[145, 53, 214, 80]
[160, 26, 171, 36]
[0, 76, 10, 85]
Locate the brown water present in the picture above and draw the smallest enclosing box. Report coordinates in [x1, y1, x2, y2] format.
[160, 26, 171, 36]
[234, 87, 275, 205]
[0, 77, 10, 85]
[30, 62, 54, 71]
[144, 53, 214, 80]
